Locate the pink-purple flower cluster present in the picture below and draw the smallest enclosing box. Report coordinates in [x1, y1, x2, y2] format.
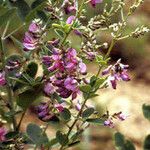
[0, 127, 7, 142]
[6, 60, 20, 71]
[37, 102, 64, 122]
[23, 20, 43, 51]
[104, 112, 127, 128]
[102, 59, 130, 89]
[62, 0, 76, 14]
[43, 48, 87, 100]
[0, 71, 6, 86]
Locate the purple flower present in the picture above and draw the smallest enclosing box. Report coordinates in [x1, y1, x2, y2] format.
[54, 103, 64, 112]
[62, 0, 76, 14]
[44, 82, 55, 95]
[29, 22, 41, 33]
[66, 16, 75, 24]
[42, 56, 52, 66]
[15, 72, 22, 78]
[23, 20, 43, 51]
[74, 30, 82, 36]
[102, 65, 112, 75]
[104, 119, 114, 128]
[117, 113, 127, 121]
[0, 71, 6, 86]
[102, 59, 130, 89]
[48, 39, 60, 46]
[48, 54, 64, 72]
[75, 100, 82, 111]
[64, 77, 78, 91]
[108, 75, 117, 89]
[120, 70, 130, 81]
[37, 102, 54, 122]
[23, 32, 38, 51]
[84, 51, 96, 61]
[0, 127, 7, 142]
[79, 61, 87, 75]
[6, 60, 20, 71]
[65, 48, 78, 72]
[90, 0, 103, 7]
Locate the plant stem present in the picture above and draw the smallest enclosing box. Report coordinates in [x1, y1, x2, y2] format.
[59, 31, 117, 150]
[42, 123, 49, 135]
[104, 39, 116, 59]
[3, 23, 25, 40]
[16, 110, 27, 131]
[2, 20, 10, 38]
[59, 0, 85, 48]
[0, 38, 17, 131]
[59, 96, 89, 150]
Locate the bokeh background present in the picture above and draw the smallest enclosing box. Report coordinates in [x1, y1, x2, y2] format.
[1, 0, 150, 149]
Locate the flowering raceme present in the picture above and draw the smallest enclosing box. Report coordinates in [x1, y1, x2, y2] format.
[104, 112, 127, 128]
[37, 102, 64, 122]
[23, 20, 43, 51]
[102, 59, 130, 89]
[43, 48, 86, 100]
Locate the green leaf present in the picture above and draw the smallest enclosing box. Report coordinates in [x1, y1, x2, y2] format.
[5, 131, 19, 139]
[114, 132, 136, 150]
[114, 132, 125, 148]
[9, 0, 30, 21]
[46, 138, 58, 148]
[25, 1, 46, 22]
[54, 29, 65, 39]
[88, 93, 99, 99]
[70, 131, 83, 141]
[60, 108, 71, 121]
[36, 10, 47, 22]
[31, 0, 47, 22]
[31, 0, 46, 9]
[124, 140, 135, 150]
[26, 123, 48, 146]
[142, 104, 150, 121]
[144, 135, 150, 150]
[17, 88, 42, 110]
[0, 8, 16, 27]
[26, 62, 38, 78]
[86, 118, 104, 125]
[10, 36, 29, 58]
[56, 131, 68, 146]
[52, 93, 63, 103]
[94, 78, 106, 90]
[63, 24, 70, 33]
[82, 108, 94, 118]
[13, 61, 38, 91]
[96, 55, 107, 65]
[80, 85, 92, 93]
[90, 76, 97, 86]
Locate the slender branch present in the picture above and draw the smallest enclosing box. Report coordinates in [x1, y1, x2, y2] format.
[3, 23, 25, 40]
[117, 34, 131, 41]
[0, 38, 17, 131]
[104, 39, 116, 59]
[16, 110, 27, 131]
[59, 0, 85, 48]
[2, 20, 10, 38]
